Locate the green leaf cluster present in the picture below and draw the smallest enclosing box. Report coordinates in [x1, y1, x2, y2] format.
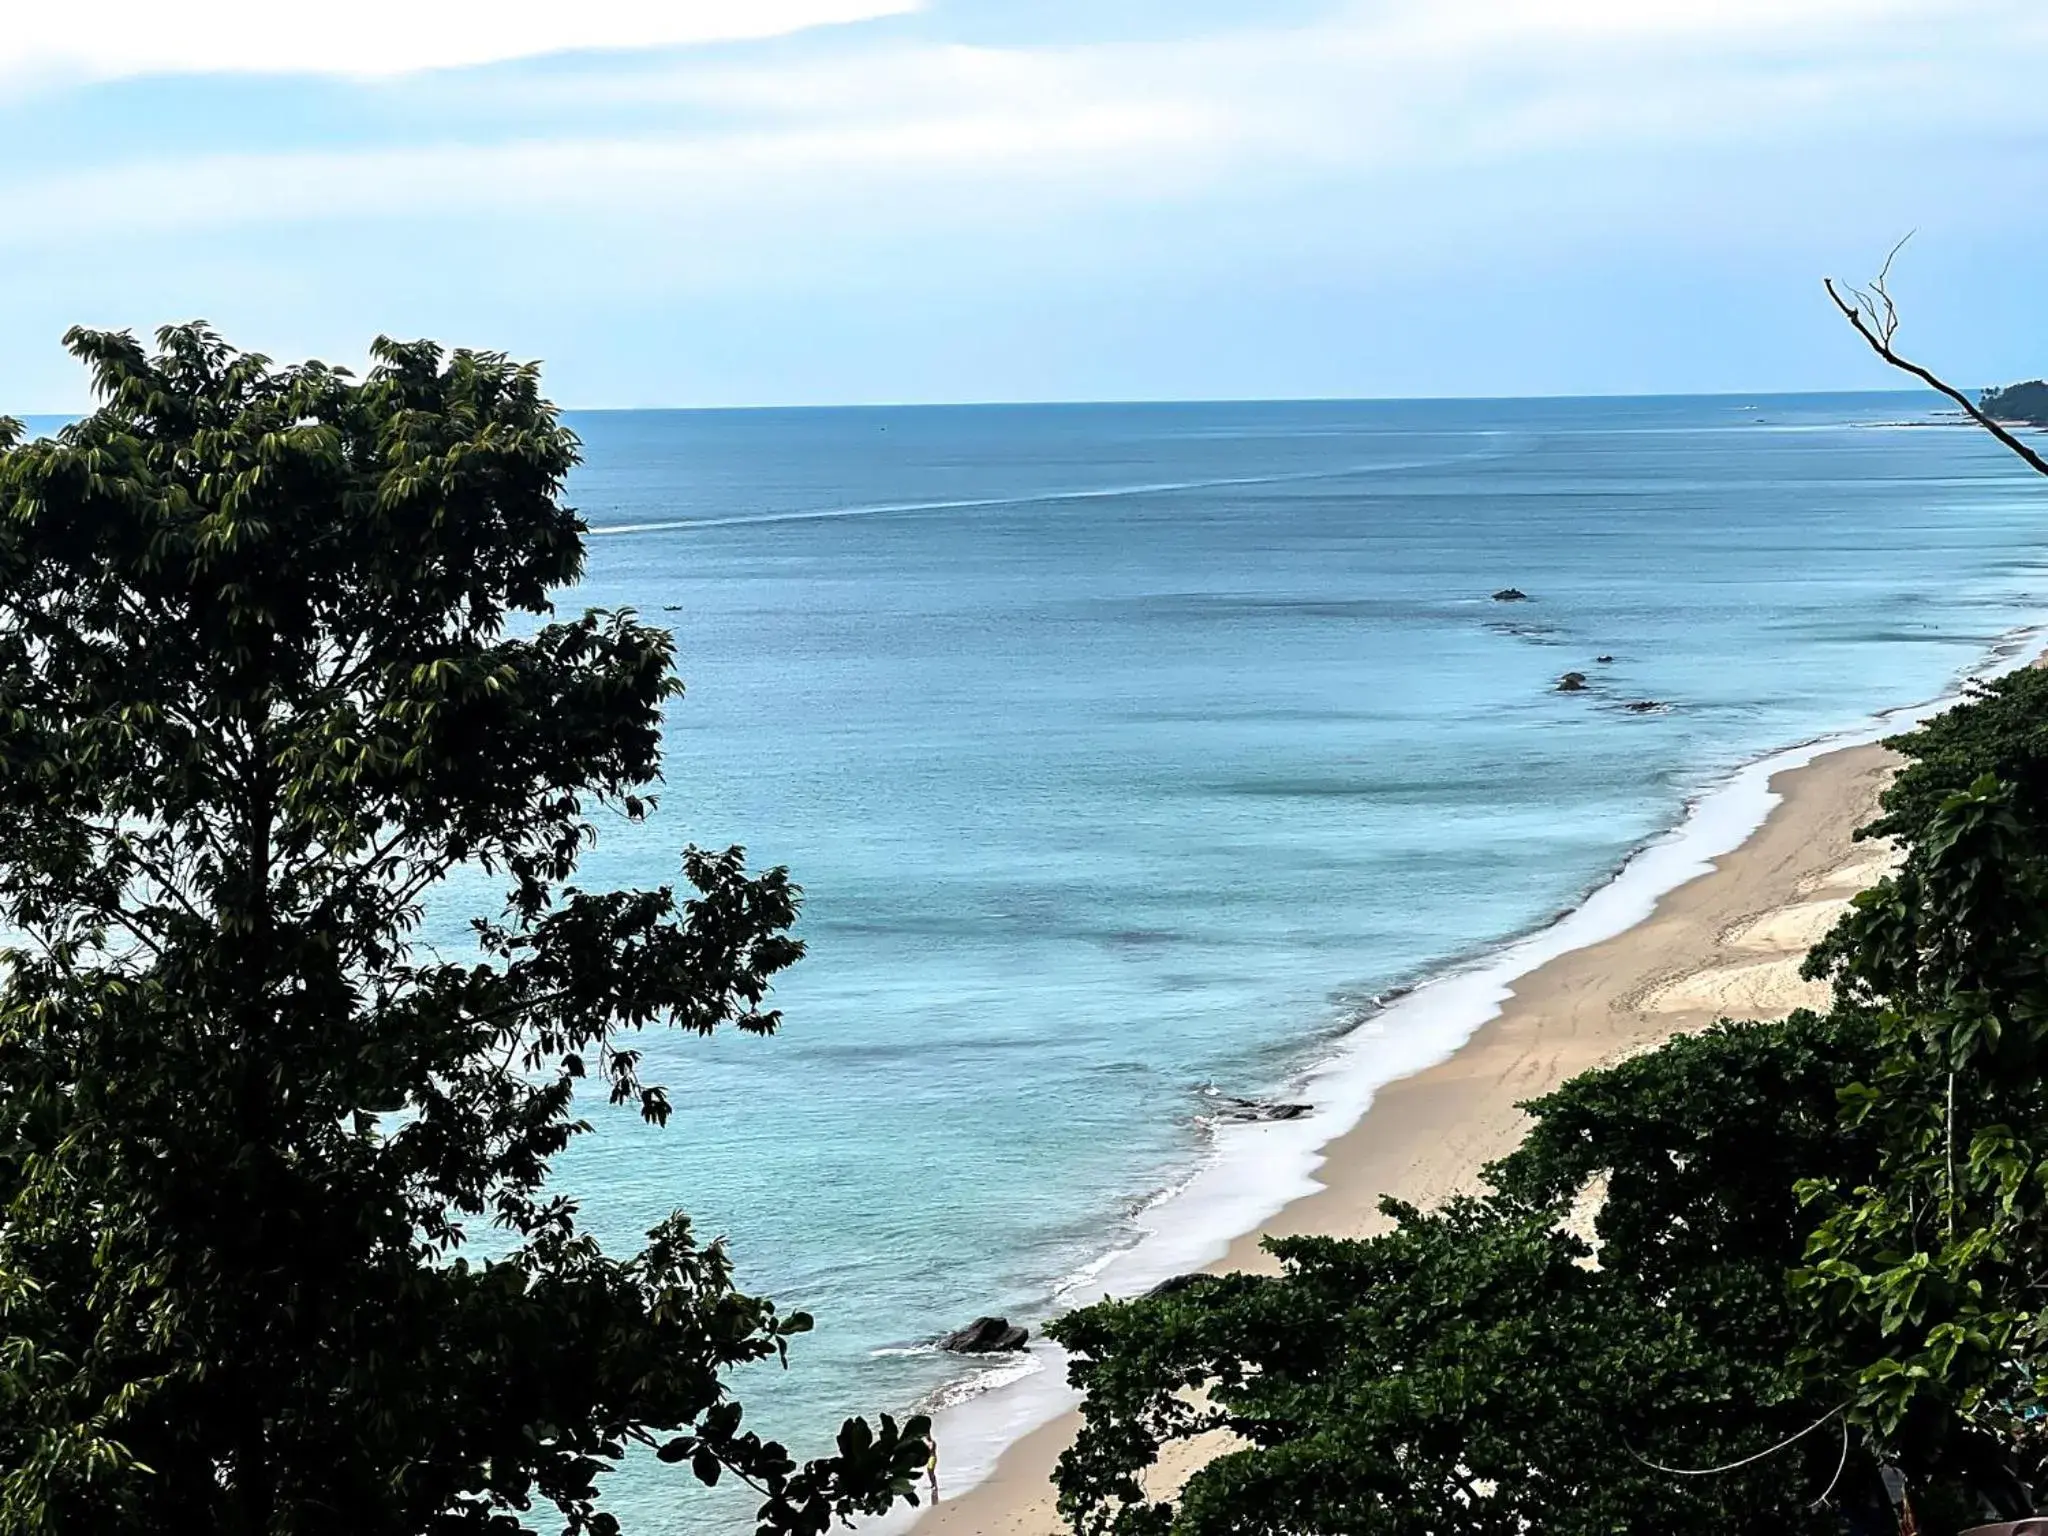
[0, 326, 931, 1535]
[1793, 690, 2048, 1500]
[1051, 1014, 1883, 1534]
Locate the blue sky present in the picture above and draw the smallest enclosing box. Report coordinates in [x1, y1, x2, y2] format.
[4, 0, 2046, 409]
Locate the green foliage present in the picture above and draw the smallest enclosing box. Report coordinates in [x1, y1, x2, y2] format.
[1856, 669, 2048, 852]
[0, 325, 932, 1535]
[1981, 381, 2048, 427]
[1049, 1014, 1882, 1534]
[1056, 1201, 1830, 1536]
[1794, 677, 2048, 1501]
[1494, 1012, 1885, 1340]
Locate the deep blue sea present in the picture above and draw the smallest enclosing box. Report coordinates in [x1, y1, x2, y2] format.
[484, 394, 2045, 1530]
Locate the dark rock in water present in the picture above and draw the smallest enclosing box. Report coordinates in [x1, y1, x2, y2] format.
[1492, 588, 1529, 602]
[1146, 1273, 1213, 1299]
[1625, 699, 1665, 713]
[1557, 672, 1588, 692]
[939, 1317, 1030, 1354]
[1211, 1095, 1313, 1123]
[1595, 654, 1615, 664]
[661, 604, 682, 612]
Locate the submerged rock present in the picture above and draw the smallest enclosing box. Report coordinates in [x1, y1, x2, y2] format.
[1595, 654, 1615, 664]
[1491, 588, 1529, 602]
[1625, 699, 1666, 713]
[1557, 672, 1588, 692]
[939, 1317, 1030, 1354]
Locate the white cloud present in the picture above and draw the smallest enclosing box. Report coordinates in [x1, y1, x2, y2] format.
[0, 0, 918, 82]
[0, 99, 1222, 255]
[429, 0, 2041, 178]
[3, 0, 2045, 292]
[5, 0, 2047, 406]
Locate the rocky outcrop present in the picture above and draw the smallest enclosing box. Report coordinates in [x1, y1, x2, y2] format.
[1210, 1095, 1312, 1122]
[1491, 588, 1529, 602]
[1557, 672, 1588, 692]
[939, 1317, 1030, 1354]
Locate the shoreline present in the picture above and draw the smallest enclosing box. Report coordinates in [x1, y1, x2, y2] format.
[911, 736, 1898, 1534]
[904, 639, 2047, 1535]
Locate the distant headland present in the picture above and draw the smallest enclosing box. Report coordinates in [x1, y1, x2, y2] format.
[1982, 379, 2048, 425]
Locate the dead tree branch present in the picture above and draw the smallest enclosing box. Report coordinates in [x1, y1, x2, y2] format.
[1823, 249, 2048, 480]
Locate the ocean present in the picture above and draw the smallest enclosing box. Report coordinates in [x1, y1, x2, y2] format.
[464, 393, 2046, 1531]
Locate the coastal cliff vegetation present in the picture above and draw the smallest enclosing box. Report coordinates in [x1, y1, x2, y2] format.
[0, 326, 934, 1536]
[1047, 294, 2048, 1534]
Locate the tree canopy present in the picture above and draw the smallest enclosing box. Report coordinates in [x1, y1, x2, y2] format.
[0, 324, 932, 1536]
[1051, 1013, 1895, 1534]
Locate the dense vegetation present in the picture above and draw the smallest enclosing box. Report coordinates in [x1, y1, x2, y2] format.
[1981, 381, 2048, 426]
[0, 326, 933, 1536]
[1049, 672, 2048, 1530]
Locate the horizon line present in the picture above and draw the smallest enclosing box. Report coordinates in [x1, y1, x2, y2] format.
[8, 385, 1974, 428]
[10, 384, 1959, 421]
[557, 385, 1954, 414]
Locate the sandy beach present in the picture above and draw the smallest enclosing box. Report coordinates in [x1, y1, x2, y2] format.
[915, 737, 1900, 1536]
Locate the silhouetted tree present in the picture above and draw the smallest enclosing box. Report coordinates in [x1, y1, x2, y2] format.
[0, 325, 931, 1536]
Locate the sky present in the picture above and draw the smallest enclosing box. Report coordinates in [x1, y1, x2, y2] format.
[3, 0, 2046, 409]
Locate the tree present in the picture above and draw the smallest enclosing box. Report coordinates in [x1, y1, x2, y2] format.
[1048, 1014, 1885, 1535]
[0, 324, 932, 1536]
[1852, 670, 2048, 855]
[1796, 709, 2048, 1508]
[1782, 260, 2048, 1521]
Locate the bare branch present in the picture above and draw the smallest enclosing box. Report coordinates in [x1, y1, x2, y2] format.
[1824, 272, 2048, 481]
[1857, 230, 1916, 348]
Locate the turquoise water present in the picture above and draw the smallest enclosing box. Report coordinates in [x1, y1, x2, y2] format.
[479, 395, 2045, 1530]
